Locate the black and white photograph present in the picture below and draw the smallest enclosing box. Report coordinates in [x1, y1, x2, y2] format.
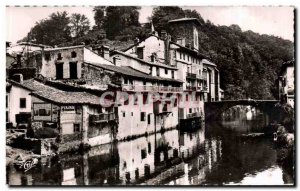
[5, 5, 295, 186]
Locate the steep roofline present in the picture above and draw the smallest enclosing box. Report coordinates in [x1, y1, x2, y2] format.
[111, 49, 178, 70]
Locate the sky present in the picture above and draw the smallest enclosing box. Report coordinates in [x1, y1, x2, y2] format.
[6, 6, 294, 43]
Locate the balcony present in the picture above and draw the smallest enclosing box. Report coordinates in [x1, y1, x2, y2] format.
[186, 72, 197, 79]
[122, 84, 183, 93]
[186, 112, 202, 119]
[89, 113, 116, 124]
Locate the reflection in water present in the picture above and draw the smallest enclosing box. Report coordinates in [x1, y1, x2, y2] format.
[7, 107, 294, 186]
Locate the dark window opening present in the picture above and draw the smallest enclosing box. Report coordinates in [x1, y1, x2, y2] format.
[74, 123, 80, 133]
[56, 63, 64, 79]
[141, 149, 147, 159]
[171, 71, 174, 79]
[147, 114, 151, 125]
[165, 69, 168, 75]
[45, 53, 51, 61]
[20, 98, 26, 108]
[137, 47, 144, 59]
[141, 112, 146, 121]
[71, 51, 77, 58]
[57, 53, 62, 60]
[123, 112, 126, 117]
[69, 62, 78, 79]
[157, 68, 160, 77]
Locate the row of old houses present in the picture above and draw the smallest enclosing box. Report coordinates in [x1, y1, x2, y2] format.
[6, 18, 224, 153]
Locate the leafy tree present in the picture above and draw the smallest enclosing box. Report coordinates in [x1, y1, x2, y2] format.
[151, 6, 186, 33]
[25, 11, 71, 46]
[93, 6, 106, 29]
[70, 13, 90, 38]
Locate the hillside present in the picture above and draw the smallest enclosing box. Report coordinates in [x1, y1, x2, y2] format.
[19, 7, 294, 100]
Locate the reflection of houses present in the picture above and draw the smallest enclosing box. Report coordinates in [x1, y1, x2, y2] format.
[118, 129, 181, 185]
[278, 60, 294, 108]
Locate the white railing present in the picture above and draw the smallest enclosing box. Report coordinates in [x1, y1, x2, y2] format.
[122, 84, 183, 92]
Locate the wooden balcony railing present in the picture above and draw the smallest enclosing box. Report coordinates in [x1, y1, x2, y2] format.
[89, 113, 116, 123]
[122, 85, 183, 92]
[186, 72, 197, 79]
[186, 112, 202, 119]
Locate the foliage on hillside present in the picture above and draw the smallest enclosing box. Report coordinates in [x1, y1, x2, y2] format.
[19, 6, 294, 100]
[150, 7, 294, 100]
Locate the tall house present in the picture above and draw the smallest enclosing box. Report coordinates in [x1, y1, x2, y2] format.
[278, 60, 294, 108]
[168, 18, 201, 51]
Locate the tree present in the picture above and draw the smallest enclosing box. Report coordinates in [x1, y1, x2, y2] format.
[103, 6, 141, 39]
[93, 6, 106, 29]
[70, 13, 90, 38]
[151, 6, 185, 34]
[24, 11, 71, 46]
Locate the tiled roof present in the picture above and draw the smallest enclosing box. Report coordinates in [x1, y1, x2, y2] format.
[112, 50, 178, 70]
[44, 45, 85, 51]
[8, 79, 103, 105]
[85, 62, 183, 84]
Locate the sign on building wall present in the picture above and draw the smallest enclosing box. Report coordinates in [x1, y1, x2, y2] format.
[61, 106, 75, 113]
[33, 103, 52, 121]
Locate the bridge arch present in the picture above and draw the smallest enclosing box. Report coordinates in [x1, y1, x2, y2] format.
[204, 100, 279, 121]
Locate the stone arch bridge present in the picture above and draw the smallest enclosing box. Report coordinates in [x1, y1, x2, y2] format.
[204, 99, 279, 120]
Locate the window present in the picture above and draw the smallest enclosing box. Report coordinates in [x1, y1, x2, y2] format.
[57, 53, 62, 60]
[183, 54, 185, 60]
[74, 124, 80, 133]
[131, 112, 133, 116]
[56, 63, 64, 79]
[186, 94, 188, 101]
[171, 71, 174, 79]
[6, 111, 8, 122]
[69, 62, 78, 79]
[123, 112, 126, 117]
[180, 53, 182, 59]
[20, 98, 26, 108]
[188, 55, 189, 61]
[165, 69, 168, 75]
[137, 47, 144, 59]
[149, 67, 153, 75]
[124, 77, 128, 84]
[150, 54, 155, 62]
[141, 149, 147, 159]
[189, 108, 192, 113]
[143, 94, 148, 105]
[6, 95, 8, 108]
[71, 51, 77, 58]
[157, 68, 160, 77]
[141, 112, 146, 121]
[147, 114, 151, 125]
[45, 53, 51, 61]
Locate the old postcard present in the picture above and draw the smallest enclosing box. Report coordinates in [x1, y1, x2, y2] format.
[6, 6, 295, 186]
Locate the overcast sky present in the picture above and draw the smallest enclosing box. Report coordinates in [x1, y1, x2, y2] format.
[6, 6, 294, 43]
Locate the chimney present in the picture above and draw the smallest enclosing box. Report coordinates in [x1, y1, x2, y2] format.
[101, 45, 110, 60]
[13, 73, 23, 84]
[16, 54, 22, 66]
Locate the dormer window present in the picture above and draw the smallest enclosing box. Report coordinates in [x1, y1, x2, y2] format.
[57, 53, 62, 60]
[45, 52, 51, 61]
[71, 51, 77, 58]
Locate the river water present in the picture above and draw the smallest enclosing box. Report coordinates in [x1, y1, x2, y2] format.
[7, 107, 294, 186]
